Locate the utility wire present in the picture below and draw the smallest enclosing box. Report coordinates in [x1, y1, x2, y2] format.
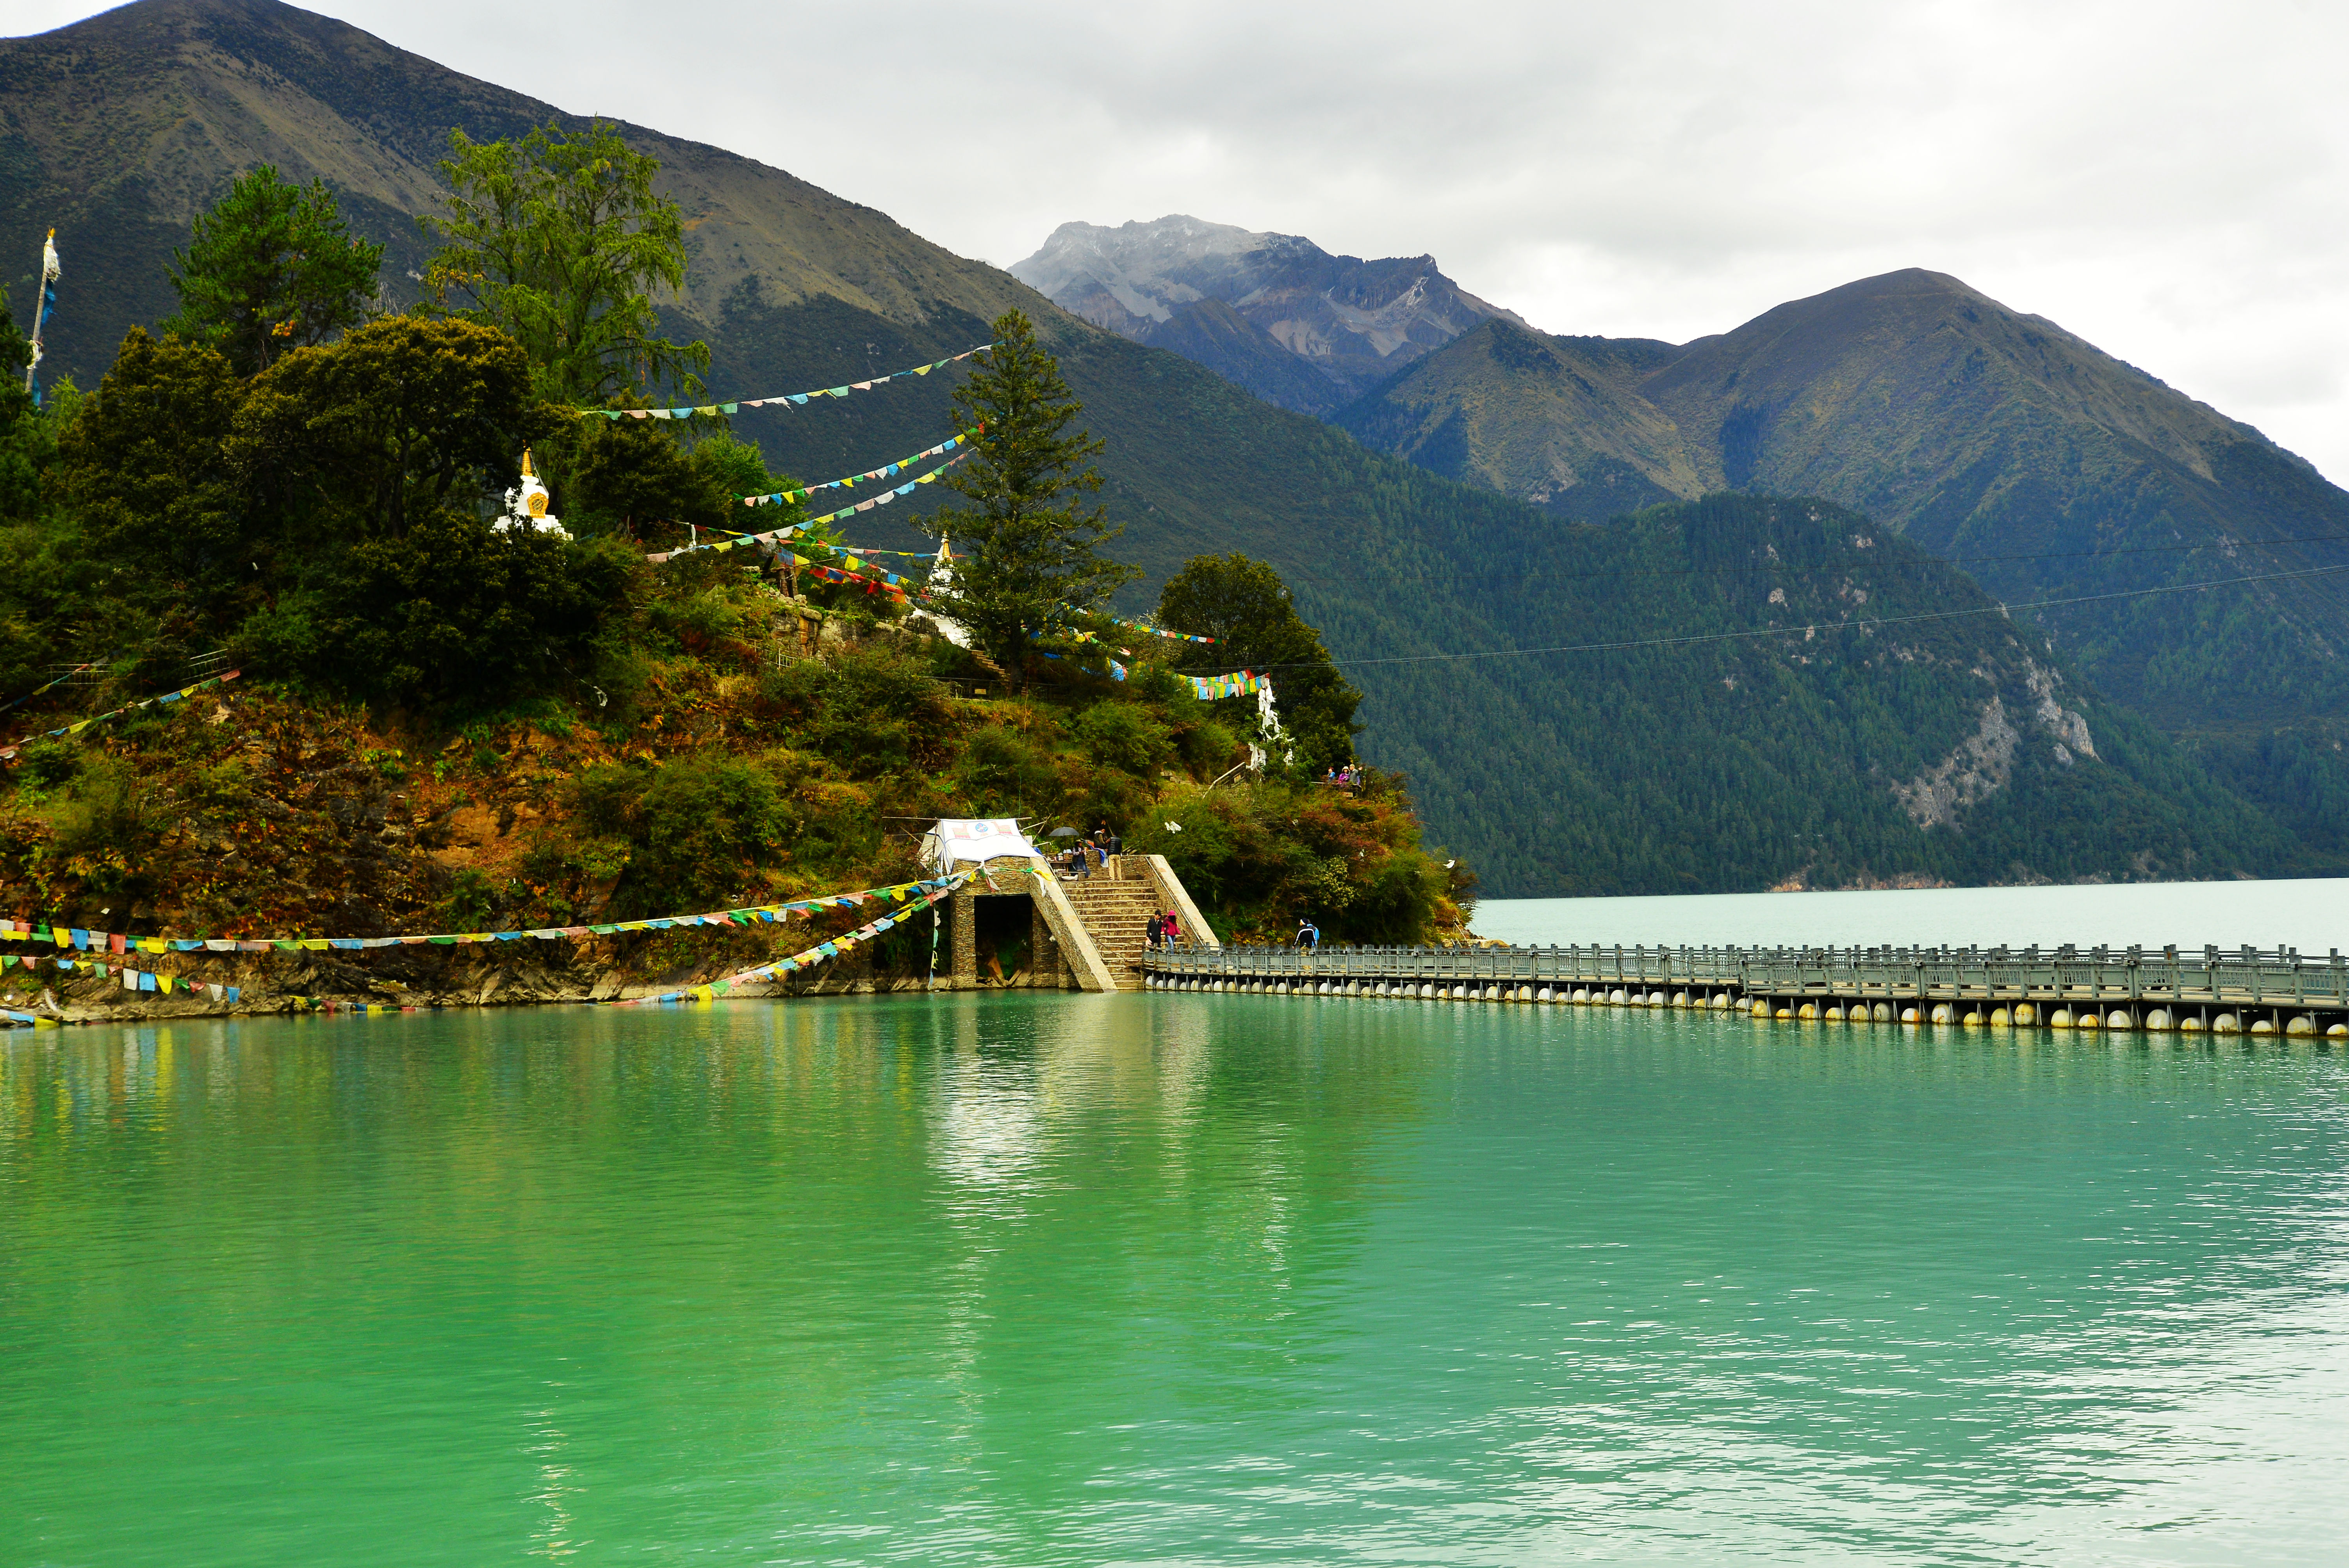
[1276, 559, 2349, 672]
[1482, 527, 2349, 586]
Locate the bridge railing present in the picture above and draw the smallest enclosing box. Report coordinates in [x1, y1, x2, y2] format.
[1143, 942, 2349, 1006]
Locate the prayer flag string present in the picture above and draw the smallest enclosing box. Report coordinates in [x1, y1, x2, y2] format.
[0, 875, 957, 956]
[648, 451, 971, 563]
[740, 427, 981, 508]
[0, 671, 241, 765]
[0, 951, 239, 1002]
[0, 656, 106, 719]
[1187, 670, 1267, 700]
[609, 873, 970, 1005]
[576, 344, 996, 419]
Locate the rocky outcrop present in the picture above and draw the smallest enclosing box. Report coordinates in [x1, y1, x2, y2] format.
[1892, 660, 2099, 828]
[1011, 215, 1523, 409]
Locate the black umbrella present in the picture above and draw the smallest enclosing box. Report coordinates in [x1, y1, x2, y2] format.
[1048, 827, 1080, 838]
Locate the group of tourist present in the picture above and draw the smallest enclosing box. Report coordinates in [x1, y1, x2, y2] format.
[1323, 764, 1363, 790]
[1051, 824, 1121, 880]
[1146, 909, 1185, 949]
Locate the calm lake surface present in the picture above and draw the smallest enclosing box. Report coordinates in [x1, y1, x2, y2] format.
[1474, 877, 2349, 952]
[7, 994, 2349, 1564]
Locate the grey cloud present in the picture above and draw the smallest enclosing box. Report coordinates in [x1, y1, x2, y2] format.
[17, 0, 2349, 474]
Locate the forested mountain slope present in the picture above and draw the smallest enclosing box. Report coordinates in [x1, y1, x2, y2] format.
[1333, 319, 1702, 521]
[1336, 271, 2349, 751]
[2, 0, 2322, 893]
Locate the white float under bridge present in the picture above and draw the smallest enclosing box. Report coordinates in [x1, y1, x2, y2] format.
[1144, 941, 2349, 1036]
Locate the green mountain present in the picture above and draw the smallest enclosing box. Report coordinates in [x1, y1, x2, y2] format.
[0, 1, 2324, 896]
[1336, 272, 2349, 752]
[1334, 320, 1698, 521]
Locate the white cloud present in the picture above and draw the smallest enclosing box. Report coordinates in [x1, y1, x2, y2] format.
[17, 0, 2349, 474]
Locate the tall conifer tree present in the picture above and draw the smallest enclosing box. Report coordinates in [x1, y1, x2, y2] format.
[923, 310, 1135, 691]
[162, 167, 385, 376]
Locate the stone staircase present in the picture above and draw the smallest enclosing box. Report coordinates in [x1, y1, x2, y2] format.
[1059, 875, 1164, 990]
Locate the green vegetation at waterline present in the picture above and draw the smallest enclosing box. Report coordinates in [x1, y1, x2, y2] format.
[0, 157, 1465, 966]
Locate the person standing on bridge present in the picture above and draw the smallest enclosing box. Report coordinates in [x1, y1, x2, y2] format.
[1296, 918, 1319, 951]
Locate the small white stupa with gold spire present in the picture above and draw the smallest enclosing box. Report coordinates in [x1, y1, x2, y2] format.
[495, 449, 567, 538]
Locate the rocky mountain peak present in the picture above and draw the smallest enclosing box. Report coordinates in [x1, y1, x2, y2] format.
[1011, 214, 1523, 414]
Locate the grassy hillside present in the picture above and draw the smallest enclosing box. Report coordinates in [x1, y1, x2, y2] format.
[1334, 319, 1701, 521]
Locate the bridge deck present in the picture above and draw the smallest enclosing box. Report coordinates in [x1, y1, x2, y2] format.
[1143, 943, 2349, 1032]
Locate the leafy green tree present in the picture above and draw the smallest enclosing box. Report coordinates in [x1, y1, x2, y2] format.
[160, 167, 385, 376]
[567, 418, 719, 538]
[421, 120, 707, 410]
[1158, 553, 1362, 773]
[921, 309, 1136, 692]
[217, 315, 622, 708]
[236, 513, 636, 710]
[55, 328, 255, 643]
[230, 315, 553, 539]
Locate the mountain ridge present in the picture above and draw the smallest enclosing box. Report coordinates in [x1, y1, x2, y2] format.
[4, 0, 2333, 893]
[1012, 215, 1520, 413]
[1333, 267, 2349, 748]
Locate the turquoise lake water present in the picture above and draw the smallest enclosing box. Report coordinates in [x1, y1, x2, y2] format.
[6, 992, 2348, 1563]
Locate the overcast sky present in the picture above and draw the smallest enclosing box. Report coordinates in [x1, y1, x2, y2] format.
[23, 0, 2349, 477]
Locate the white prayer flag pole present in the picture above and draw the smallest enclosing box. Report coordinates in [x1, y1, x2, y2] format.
[24, 229, 59, 403]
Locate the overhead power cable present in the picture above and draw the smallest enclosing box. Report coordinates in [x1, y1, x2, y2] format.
[1482, 527, 2349, 586]
[1274, 560, 2349, 672]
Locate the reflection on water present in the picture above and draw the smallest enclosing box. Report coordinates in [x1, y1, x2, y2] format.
[5, 996, 2349, 1564]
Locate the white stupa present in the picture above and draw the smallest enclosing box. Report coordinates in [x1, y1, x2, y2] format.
[920, 535, 972, 647]
[494, 449, 568, 537]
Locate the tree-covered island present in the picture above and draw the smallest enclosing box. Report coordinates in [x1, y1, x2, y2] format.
[0, 124, 1473, 1015]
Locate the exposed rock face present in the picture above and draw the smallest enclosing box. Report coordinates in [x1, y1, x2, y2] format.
[1893, 660, 2098, 828]
[1011, 216, 1522, 411]
[1893, 696, 2022, 830]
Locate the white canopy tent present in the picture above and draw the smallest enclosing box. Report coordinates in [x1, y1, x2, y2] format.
[921, 818, 1044, 875]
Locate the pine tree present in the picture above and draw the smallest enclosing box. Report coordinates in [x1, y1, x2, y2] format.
[161, 167, 385, 376]
[922, 310, 1135, 691]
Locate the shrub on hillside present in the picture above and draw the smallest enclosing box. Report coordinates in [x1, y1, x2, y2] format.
[48, 759, 159, 899]
[755, 643, 954, 778]
[1127, 778, 1457, 944]
[237, 519, 636, 710]
[1073, 701, 1173, 778]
